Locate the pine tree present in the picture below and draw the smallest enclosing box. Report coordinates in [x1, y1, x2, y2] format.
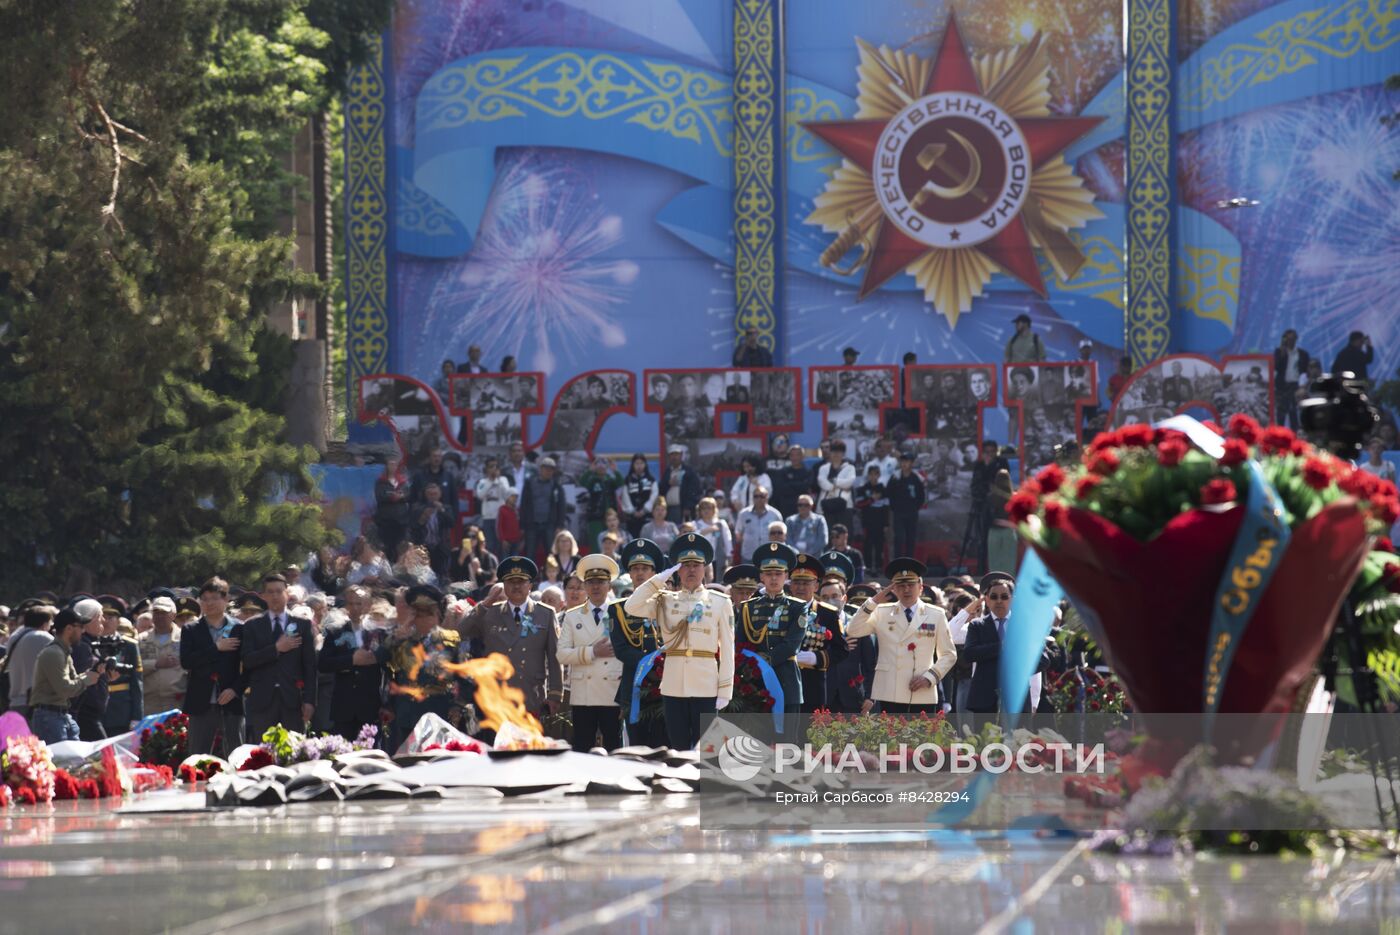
[0, 0, 392, 593]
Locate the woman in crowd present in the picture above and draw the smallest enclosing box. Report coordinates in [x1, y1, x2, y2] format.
[639, 498, 679, 552]
[617, 453, 657, 538]
[985, 469, 1017, 574]
[1360, 436, 1397, 482]
[816, 439, 857, 530]
[373, 455, 411, 556]
[449, 524, 499, 589]
[596, 508, 631, 553]
[551, 530, 581, 579]
[728, 456, 772, 513]
[692, 496, 733, 577]
[563, 573, 586, 609]
[347, 536, 393, 586]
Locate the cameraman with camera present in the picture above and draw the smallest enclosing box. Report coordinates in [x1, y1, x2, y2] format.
[97, 596, 144, 735]
[67, 598, 112, 740]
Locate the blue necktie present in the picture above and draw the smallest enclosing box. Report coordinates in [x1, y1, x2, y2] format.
[905, 607, 914, 622]
[996, 617, 1005, 641]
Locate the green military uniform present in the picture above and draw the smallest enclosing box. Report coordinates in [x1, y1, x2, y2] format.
[737, 542, 807, 712]
[609, 539, 667, 746]
[98, 597, 144, 734]
[378, 585, 469, 751]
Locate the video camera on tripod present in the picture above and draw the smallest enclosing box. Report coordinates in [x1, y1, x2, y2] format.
[95, 634, 135, 676]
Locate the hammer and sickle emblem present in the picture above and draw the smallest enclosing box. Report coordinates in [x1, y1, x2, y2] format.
[916, 130, 985, 202]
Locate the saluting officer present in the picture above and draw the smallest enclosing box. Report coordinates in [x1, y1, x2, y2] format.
[460, 556, 564, 719]
[609, 539, 667, 748]
[97, 596, 144, 734]
[737, 542, 807, 713]
[557, 553, 623, 752]
[722, 564, 759, 612]
[624, 533, 735, 750]
[788, 554, 846, 714]
[846, 558, 956, 714]
[821, 553, 876, 714]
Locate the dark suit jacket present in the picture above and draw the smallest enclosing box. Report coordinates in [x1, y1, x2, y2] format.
[658, 465, 702, 517]
[179, 616, 246, 716]
[961, 613, 1052, 713]
[826, 618, 876, 713]
[317, 621, 387, 726]
[520, 475, 566, 529]
[1273, 346, 1311, 387]
[241, 612, 318, 715]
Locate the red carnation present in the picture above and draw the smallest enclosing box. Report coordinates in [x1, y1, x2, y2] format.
[16, 787, 37, 806]
[53, 770, 80, 801]
[1220, 437, 1250, 467]
[1227, 414, 1262, 444]
[1087, 450, 1120, 476]
[1384, 564, 1400, 595]
[1043, 499, 1068, 528]
[1376, 537, 1394, 553]
[80, 779, 101, 799]
[1088, 430, 1120, 453]
[1340, 469, 1378, 499]
[1260, 426, 1296, 455]
[1119, 424, 1154, 448]
[1375, 495, 1400, 525]
[1034, 464, 1066, 494]
[1007, 491, 1039, 525]
[1156, 438, 1189, 467]
[1089, 701, 1101, 711]
[907, 642, 917, 652]
[240, 748, 275, 771]
[854, 674, 864, 684]
[1302, 457, 1333, 490]
[1200, 478, 1238, 506]
[1075, 475, 1103, 499]
[295, 680, 305, 690]
[823, 629, 833, 641]
[1289, 438, 1311, 457]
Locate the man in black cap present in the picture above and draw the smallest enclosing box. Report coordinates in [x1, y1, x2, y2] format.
[722, 563, 759, 612]
[242, 572, 319, 741]
[378, 583, 469, 750]
[181, 577, 246, 758]
[624, 534, 735, 750]
[737, 542, 808, 715]
[609, 539, 668, 747]
[788, 553, 846, 714]
[1004, 313, 1045, 363]
[97, 596, 144, 735]
[820, 555, 875, 713]
[29, 609, 103, 743]
[847, 558, 957, 714]
[459, 556, 563, 720]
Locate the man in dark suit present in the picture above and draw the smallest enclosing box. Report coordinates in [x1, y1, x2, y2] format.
[317, 585, 386, 741]
[180, 577, 246, 758]
[819, 557, 875, 714]
[1273, 329, 1310, 428]
[962, 576, 1051, 714]
[241, 573, 318, 741]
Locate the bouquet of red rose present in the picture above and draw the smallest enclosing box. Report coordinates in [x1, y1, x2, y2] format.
[3, 735, 56, 805]
[137, 713, 190, 768]
[727, 649, 777, 715]
[1009, 416, 1389, 724]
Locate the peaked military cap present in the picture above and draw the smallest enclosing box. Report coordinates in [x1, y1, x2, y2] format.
[791, 553, 823, 580]
[979, 571, 1015, 593]
[819, 551, 855, 583]
[722, 564, 759, 589]
[499, 556, 540, 582]
[884, 557, 927, 585]
[578, 552, 619, 582]
[669, 533, 714, 565]
[405, 583, 445, 610]
[98, 594, 128, 617]
[620, 538, 665, 571]
[752, 541, 797, 573]
[847, 583, 879, 603]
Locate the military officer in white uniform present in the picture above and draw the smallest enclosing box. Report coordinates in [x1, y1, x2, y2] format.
[557, 553, 623, 751]
[846, 557, 956, 714]
[624, 533, 735, 750]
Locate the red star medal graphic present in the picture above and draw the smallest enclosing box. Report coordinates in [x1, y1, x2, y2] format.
[804, 14, 1103, 302]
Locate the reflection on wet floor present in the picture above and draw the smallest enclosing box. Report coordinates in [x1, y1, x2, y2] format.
[1, 793, 1398, 932]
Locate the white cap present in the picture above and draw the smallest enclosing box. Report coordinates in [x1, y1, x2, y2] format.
[151, 596, 177, 613]
[74, 598, 104, 622]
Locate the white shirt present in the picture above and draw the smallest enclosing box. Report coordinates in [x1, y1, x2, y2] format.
[865, 454, 899, 484]
[475, 475, 515, 521]
[1282, 348, 1300, 383]
[735, 504, 782, 553]
[817, 461, 857, 506]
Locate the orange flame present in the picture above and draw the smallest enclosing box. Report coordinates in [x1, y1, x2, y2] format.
[388, 682, 430, 701]
[437, 652, 548, 746]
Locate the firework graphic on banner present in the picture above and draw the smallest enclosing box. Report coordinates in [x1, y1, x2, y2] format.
[417, 153, 639, 375]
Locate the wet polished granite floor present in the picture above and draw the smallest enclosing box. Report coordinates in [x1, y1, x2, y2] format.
[2, 791, 1399, 933]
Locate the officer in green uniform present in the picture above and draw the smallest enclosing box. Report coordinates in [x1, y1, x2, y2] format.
[97, 595, 144, 734]
[378, 584, 468, 752]
[609, 539, 668, 747]
[737, 542, 807, 713]
[788, 554, 847, 714]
